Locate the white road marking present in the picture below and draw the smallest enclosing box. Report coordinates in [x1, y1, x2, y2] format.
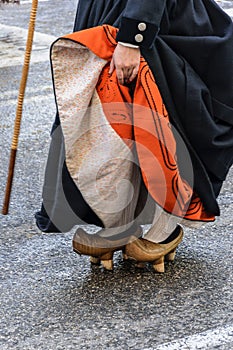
[225, 8, 233, 17]
[20, 0, 79, 3]
[0, 23, 56, 68]
[0, 85, 53, 99]
[151, 325, 233, 350]
[20, 0, 50, 4]
[0, 93, 53, 108]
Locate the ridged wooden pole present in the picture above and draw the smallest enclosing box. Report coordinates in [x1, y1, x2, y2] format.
[2, 0, 39, 215]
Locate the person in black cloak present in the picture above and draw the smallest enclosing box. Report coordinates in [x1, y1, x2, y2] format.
[35, 0, 233, 272]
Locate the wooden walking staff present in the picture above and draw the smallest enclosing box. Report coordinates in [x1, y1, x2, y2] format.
[2, 0, 39, 215]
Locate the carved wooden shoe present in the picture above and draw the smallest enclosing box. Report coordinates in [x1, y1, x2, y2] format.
[165, 249, 176, 262]
[73, 226, 142, 271]
[90, 256, 100, 266]
[125, 226, 183, 273]
[152, 256, 165, 273]
[90, 255, 113, 271]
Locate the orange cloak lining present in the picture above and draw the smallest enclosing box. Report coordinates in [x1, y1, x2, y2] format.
[63, 25, 215, 222]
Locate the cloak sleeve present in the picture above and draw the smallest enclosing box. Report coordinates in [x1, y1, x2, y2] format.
[116, 0, 166, 48]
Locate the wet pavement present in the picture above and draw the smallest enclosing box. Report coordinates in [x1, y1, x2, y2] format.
[0, 1, 233, 349]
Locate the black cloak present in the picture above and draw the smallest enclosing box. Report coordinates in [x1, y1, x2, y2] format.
[35, 0, 233, 232]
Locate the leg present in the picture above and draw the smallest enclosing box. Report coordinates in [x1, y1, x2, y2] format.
[143, 204, 179, 243]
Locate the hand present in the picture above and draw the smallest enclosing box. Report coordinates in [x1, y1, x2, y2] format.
[109, 43, 140, 85]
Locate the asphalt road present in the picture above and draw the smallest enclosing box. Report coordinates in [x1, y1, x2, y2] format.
[0, 1, 233, 349]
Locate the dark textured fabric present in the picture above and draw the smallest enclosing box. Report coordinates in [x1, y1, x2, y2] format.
[36, 0, 233, 232]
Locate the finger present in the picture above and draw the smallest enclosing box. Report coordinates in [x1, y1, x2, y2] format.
[121, 67, 133, 83]
[128, 66, 139, 82]
[126, 68, 133, 81]
[109, 59, 115, 75]
[116, 67, 125, 85]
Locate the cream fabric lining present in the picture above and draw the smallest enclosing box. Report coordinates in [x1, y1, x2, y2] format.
[51, 39, 141, 229]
